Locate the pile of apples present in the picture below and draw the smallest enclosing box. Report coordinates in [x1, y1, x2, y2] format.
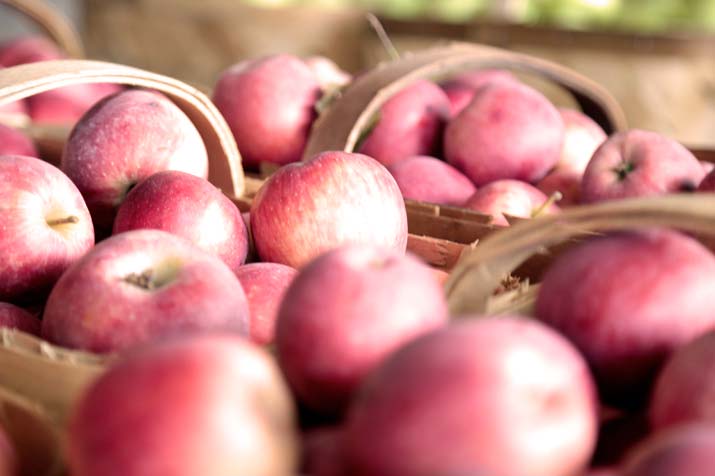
[2, 32, 715, 476]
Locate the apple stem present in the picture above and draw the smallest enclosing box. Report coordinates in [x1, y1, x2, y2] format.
[366, 13, 401, 61]
[613, 161, 635, 181]
[531, 192, 563, 218]
[46, 215, 80, 226]
[123, 270, 155, 290]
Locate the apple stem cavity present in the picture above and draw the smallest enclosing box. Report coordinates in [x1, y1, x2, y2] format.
[366, 12, 400, 61]
[613, 161, 635, 181]
[123, 269, 158, 290]
[531, 191, 563, 218]
[46, 215, 80, 227]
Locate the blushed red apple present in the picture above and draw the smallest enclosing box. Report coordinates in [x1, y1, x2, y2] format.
[0, 124, 37, 157]
[68, 334, 298, 476]
[343, 316, 598, 476]
[0, 155, 94, 303]
[537, 168, 581, 206]
[556, 108, 607, 174]
[697, 168, 715, 192]
[464, 179, 560, 226]
[387, 155, 476, 206]
[250, 151, 408, 268]
[41, 229, 250, 353]
[0, 302, 41, 336]
[440, 69, 516, 116]
[113, 170, 248, 273]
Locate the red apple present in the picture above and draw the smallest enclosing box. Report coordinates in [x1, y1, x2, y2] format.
[622, 423, 715, 476]
[387, 155, 476, 206]
[698, 168, 715, 192]
[0, 155, 94, 303]
[445, 80, 564, 186]
[301, 426, 344, 476]
[0, 124, 37, 157]
[304, 56, 351, 90]
[581, 130, 703, 203]
[557, 108, 607, 174]
[536, 228, 715, 407]
[62, 89, 208, 231]
[650, 330, 715, 430]
[0, 36, 62, 66]
[537, 168, 581, 206]
[0, 302, 41, 336]
[212, 54, 320, 169]
[250, 151, 408, 268]
[464, 179, 561, 226]
[358, 80, 451, 167]
[343, 316, 598, 476]
[113, 171, 248, 273]
[276, 244, 448, 414]
[41, 229, 250, 353]
[234, 262, 298, 346]
[68, 334, 298, 476]
[440, 69, 516, 116]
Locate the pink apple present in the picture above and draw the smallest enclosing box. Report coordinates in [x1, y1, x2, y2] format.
[387, 155, 476, 206]
[445, 80, 564, 186]
[440, 69, 516, 116]
[343, 316, 598, 476]
[62, 89, 208, 231]
[537, 168, 581, 206]
[536, 228, 715, 407]
[0, 155, 94, 303]
[0, 124, 37, 157]
[68, 334, 298, 476]
[0, 36, 62, 66]
[581, 130, 703, 203]
[234, 262, 298, 346]
[698, 168, 715, 192]
[622, 423, 715, 476]
[0, 302, 41, 335]
[113, 171, 248, 273]
[250, 151, 408, 268]
[304, 56, 351, 90]
[212, 54, 320, 169]
[276, 244, 448, 414]
[464, 179, 561, 226]
[41, 229, 250, 353]
[557, 108, 607, 174]
[358, 80, 451, 167]
[301, 426, 344, 476]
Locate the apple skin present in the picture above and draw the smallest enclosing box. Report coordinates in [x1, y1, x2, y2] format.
[445, 80, 564, 186]
[276, 244, 448, 414]
[212, 54, 320, 169]
[41, 229, 250, 353]
[535, 228, 715, 408]
[464, 179, 560, 226]
[234, 262, 298, 346]
[557, 108, 607, 174]
[343, 316, 598, 476]
[387, 155, 476, 206]
[536, 168, 581, 206]
[358, 80, 451, 167]
[304, 56, 352, 90]
[68, 334, 298, 476]
[440, 69, 516, 116]
[0, 124, 37, 157]
[621, 423, 715, 476]
[649, 330, 715, 430]
[0, 155, 94, 303]
[301, 426, 344, 476]
[113, 171, 248, 273]
[700, 160, 715, 176]
[250, 151, 408, 268]
[581, 130, 704, 203]
[62, 89, 208, 232]
[697, 168, 715, 191]
[588, 469, 620, 476]
[0, 302, 41, 336]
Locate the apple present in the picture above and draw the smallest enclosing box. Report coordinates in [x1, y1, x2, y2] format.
[0, 36, 62, 66]
[536, 168, 581, 206]
[343, 316, 598, 476]
[303, 56, 352, 90]
[358, 80, 451, 167]
[68, 334, 298, 476]
[440, 69, 516, 116]
[250, 151, 408, 268]
[41, 229, 250, 353]
[536, 228, 715, 408]
[276, 244, 448, 414]
[464, 179, 561, 226]
[697, 168, 715, 192]
[557, 108, 607, 174]
[0, 302, 41, 336]
[445, 80, 564, 186]
[621, 423, 715, 476]
[387, 155, 476, 206]
[212, 54, 320, 169]
[0, 155, 94, 303]
[113, 171, 249, 273]
[234, 262, 298, 346]
[301, 426, 344, 476]
[650, 330, 715, 430]
[700, 160, 715, 175]
[588, 468, 620, 476]
[62, 89, 208, 232]
[581, 130, 704, 203]
[0, 124, 37, 157]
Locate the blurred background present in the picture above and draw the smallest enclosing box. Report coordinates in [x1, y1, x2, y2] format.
[1, 0, 714, 146]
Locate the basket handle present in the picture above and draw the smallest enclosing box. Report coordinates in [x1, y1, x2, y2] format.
[304, 42, 628, 160]
[0, 59, 245, 198]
